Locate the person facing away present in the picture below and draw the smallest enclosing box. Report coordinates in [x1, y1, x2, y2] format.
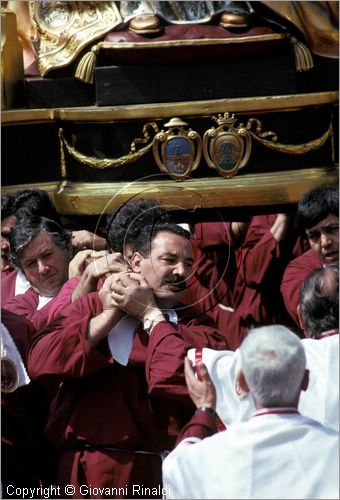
[297, 265, 339, 430]
[162, 325, 339, 499]
[185, 265, 339, 432]
[281, 185, 338, 326]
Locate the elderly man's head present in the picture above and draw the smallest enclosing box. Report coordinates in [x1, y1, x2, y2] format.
[298, 266, 339, 339]
[130, 222, 193, 308]
[238, 326, 308, 408]
[10, 216, 72, 297]
[295, 186, 338, 265]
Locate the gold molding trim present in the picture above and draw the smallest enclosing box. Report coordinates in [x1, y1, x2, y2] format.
[2, 166, 337, 215]
[99, 33, 286, 51]
[2, 92, 338, 125]
[49, 166, 338, 215]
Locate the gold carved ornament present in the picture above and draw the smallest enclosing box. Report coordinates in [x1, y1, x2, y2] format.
[246, 117, 334, 158]
[59, 114, 334, 181]
[59, 122, 160, 178]
[152, 118, 202, 181]
[29, 1, 122, 77]
[203, 113, 252, 178]
[203, 113, 334, 178]
[59, 118, 202, 181]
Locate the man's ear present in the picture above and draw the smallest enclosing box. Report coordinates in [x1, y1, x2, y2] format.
[296, 304, 306, 334]
[235, 369, 250, 398]
[301, 369, 309, 392]
[130, 252, 143, 272]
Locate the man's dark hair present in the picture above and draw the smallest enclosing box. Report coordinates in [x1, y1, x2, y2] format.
[133, 222, 191, 257]
[2, 194, 16, 220]
[299, 266, 339, 338]
[295, 186, 339, 233]
[10, 216, 71, 269]
[106, 199, 171, 253]
[13, 188, 62, 225]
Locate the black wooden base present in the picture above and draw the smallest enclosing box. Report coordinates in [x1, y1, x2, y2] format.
[95, 52, 296, 106]
[24, 77, 95, 109]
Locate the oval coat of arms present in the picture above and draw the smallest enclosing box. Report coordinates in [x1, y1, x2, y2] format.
[211, 132, 244, 172]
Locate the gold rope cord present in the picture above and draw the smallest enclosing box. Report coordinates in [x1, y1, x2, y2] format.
[59, 122, 159, 170]
[247, 118, 333, 155]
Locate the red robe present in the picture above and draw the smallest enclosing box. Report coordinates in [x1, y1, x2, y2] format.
[184, 222, 239, 317]
[231, 215, 308, 330]
[1, 270, 18, 305]
[31, 277, 80, 331]
[3, 278, 80, 331]
[27, 293, 229, 498]
[200, 216, 306, 345]
[4, 288, 59, 332]
[281, 249, 322, 327]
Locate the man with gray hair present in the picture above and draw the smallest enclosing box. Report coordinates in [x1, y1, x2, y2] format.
[297, 265, 339, 430]
[184, 265, 339, 432]
[4, 216, 73, 322]
[298, 265, 338, 339]
[162, 325, 339, 499]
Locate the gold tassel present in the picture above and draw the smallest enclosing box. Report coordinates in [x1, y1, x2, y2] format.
[58, 128, 67, 178]
[75, 44, 99, 84]
[290, 36, 314, 72]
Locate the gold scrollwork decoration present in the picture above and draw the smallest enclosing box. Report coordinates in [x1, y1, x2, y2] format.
[246, 117, 334, 156]
[203, 112, 334, 178]
[203, 113, 252, 178]
[58, 122, 160, 178]
[152, 118, 202, 181]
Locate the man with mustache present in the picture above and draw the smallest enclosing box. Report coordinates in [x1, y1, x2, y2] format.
[281, 185, 338, 328]
[27, 222, 228, 498]
[31, 198, 172, 329]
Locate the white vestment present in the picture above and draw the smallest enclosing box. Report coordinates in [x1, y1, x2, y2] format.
[163, 410, 339, 499]
[300, 335, 339, 430]
[187, 334, 339, 431]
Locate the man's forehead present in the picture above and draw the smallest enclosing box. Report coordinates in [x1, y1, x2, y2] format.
[21, 231, 55, 256]
[151, 231, 192, 250]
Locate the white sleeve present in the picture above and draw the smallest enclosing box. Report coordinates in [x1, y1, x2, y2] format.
[188, 347, 255, 425]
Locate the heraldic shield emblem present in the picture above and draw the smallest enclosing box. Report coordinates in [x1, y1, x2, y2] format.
[153, 118, 202, 181]
[203, 113, 252, 178]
